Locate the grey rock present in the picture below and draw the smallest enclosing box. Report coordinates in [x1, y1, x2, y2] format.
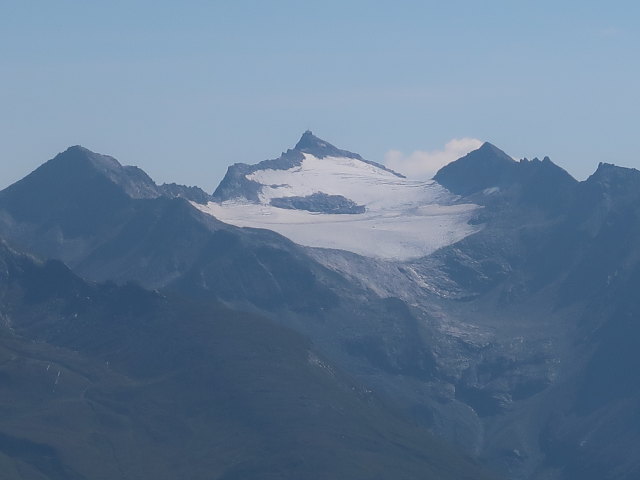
[270, 192, 365, 214]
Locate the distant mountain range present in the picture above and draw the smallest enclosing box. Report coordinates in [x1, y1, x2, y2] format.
[2, 131, 640, 479]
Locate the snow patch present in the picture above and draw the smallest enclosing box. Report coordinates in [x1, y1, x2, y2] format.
[197, 153, 482, 260]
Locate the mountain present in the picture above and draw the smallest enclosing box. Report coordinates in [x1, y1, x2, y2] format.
[418, 151, 640, 479]
[434, 142, 518, 196]
[204, 135, 640, 479]
[0, 146, 210, 217]
[0, 239, 496, 480]
[212, 130, 404, 203]
[203, 131, 481, 260]
[0, 144, 459, 442]
[4, 135, 640, 480]
[434, 142, 578, 212]
[0, 146, 355, 308]
[0, 146, 215, 280]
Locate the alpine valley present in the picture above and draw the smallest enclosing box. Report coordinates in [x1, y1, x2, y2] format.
[2, 131, 640, 480]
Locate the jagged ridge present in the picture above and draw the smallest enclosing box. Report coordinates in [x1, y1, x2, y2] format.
[212, 131, 404, 202]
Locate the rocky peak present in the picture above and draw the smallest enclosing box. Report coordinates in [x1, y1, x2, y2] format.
[434, 142, 517, 196]
[293, 130, 362, 160]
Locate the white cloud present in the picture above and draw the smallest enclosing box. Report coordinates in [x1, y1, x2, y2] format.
[384, 138, 483, 179]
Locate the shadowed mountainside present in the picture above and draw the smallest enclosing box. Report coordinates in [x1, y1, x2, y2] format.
[0, 240, 496, 480]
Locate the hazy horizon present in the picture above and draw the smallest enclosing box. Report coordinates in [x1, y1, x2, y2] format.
[3, 1, 639, 191]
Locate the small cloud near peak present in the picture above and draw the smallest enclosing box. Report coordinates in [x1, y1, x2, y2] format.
[384, 138, 483, 179]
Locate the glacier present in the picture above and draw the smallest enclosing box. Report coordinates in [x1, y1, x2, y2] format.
[195, 153, 482, 260]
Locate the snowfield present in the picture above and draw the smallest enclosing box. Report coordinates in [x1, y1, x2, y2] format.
[196, 153, 482, 260]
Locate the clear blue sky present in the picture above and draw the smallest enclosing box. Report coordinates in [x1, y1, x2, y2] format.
[2, 1, 639, 191]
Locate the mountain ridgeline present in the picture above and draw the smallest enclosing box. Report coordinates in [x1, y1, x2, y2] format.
[212, 130, 404, 203]
[1, 132, 640, 480]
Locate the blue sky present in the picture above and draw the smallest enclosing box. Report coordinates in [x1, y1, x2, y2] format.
[2, 1, 639, 191]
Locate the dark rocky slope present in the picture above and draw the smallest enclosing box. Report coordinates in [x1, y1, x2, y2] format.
[0, 240, 496, 480]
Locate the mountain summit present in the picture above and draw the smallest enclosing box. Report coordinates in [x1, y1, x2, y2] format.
[212, 131, 403, 203]
[434, 142, 517, 196]
[202, 132, 481, 260]
[0, 146, 210, 224]
[434, 142, 577, 212]
[294, 130, 363, 159]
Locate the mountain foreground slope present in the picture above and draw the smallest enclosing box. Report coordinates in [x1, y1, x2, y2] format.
[0, 239, 494, 480]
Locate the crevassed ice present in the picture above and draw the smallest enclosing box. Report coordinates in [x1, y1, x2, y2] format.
[196, 154, 482, 260]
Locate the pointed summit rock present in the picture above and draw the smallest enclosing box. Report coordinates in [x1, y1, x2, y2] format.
[0, 146, 153, 231]
[1, 145, 160, 204]
[213, 131, 404, 202]
[293, 131, 404, 176]
[579, 162, 640, 207]
[476, 141, 514, 159]
[60, 145, 127, 173]
[434, 142, 517, 196]
[294, 130, 363, 160]
[587, 162, 640, 186]
[434, 142, 576, 206]
[294, 129, 328, 150]
[0, 146, 210, 238]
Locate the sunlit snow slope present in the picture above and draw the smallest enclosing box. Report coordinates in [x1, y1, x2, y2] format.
[197, 133, 481, 260]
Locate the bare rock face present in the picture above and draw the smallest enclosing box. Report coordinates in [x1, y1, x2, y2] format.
[270, 192, 365, 214]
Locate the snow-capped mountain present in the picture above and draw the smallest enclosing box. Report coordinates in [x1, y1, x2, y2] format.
[197, 131, 481, 260]
[6, 137, 640, 480]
